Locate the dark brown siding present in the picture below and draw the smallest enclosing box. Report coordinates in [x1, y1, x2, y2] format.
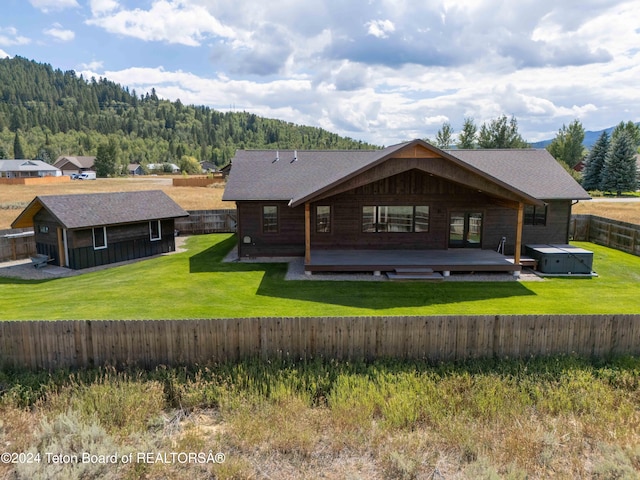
[33, 209, 62, 265]
[237, 170, 574, 256]
[237, 201, 305, 257]
[311, 170, 515, 251]
[66, 219, 176, 269]
[522, 200, 572, 247]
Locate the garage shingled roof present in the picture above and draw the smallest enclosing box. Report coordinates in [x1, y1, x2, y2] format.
[11, 190, 189, 230]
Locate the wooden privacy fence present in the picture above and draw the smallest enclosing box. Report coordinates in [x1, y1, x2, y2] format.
[571, 214, 640, 256]
[0, 228, 36, 262]
[0, 210, 238, 261]
[175, 209, 236, 234]
[1, 315, 639, 369]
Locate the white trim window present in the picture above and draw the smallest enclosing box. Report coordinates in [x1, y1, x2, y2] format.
[150, 220, 162, 241]
[92, 227, 107, 250]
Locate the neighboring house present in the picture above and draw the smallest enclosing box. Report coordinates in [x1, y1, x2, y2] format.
[53, 156, 96, 176]
[223, 139, 591, 274]
[147, 163, 180, 173]
[11, 191, 189, 270]
[200, 161, 217, 173]
[128, 164, 144, 175]
[0, 159, 61, 178]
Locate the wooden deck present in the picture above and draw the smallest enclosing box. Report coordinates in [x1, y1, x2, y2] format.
[305, 249, 522, 274]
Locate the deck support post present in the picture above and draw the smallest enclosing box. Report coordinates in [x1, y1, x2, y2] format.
[305, 202, 311, 265]
[514, 202, 524, 266]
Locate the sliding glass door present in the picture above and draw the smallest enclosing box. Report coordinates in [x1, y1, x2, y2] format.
[449, 212, 483, 248]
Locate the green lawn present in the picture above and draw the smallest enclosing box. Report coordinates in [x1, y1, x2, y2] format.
[1, 234, 638, 320]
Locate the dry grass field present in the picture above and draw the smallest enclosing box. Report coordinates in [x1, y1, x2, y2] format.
[573, 200, 640, 224]
[0, 177, 232, 229]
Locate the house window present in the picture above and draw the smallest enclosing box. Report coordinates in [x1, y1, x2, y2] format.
[263, 206, 278, 233]
[316, 206, 331, 233]
[414, 206, 430, 232]
[362, 206, 430, 232]
[92, 227, 107, 250]
[150, 220, 162, 241]
[524, 205, 547, 226]
[38, 225, 49, 234]
[362, 206, 376, 232]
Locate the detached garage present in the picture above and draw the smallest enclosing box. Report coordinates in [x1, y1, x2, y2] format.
[11, 190, 188, 269]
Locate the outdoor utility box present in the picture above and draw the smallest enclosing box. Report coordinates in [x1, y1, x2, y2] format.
[525, 244, 594, 274]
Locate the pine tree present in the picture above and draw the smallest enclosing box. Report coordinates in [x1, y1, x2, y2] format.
[582, 131, 609, 191]
[600, 133, 637, 196]
[13, 131, 25, 159]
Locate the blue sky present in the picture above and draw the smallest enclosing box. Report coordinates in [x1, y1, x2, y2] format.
[1, 0, 639, 146]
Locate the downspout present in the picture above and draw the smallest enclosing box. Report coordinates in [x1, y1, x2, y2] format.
[569, 200, 580, 242]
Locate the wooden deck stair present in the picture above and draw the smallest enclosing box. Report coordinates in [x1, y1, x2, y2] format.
[386, 267, 444, 281]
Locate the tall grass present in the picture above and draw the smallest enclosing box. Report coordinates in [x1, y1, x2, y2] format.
[1, 356, 640, 478]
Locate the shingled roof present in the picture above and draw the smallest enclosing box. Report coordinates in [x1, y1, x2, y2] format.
[12, 190, 188, 229]
[53, 156, 96, 169]
[222, 139, 590, 205]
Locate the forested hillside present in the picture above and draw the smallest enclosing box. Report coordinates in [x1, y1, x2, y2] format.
[0, 56, 375, 169]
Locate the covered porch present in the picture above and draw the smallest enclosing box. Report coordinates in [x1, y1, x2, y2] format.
[304, 248, 523, 275]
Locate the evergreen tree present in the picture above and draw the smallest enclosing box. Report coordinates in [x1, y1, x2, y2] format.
[13, 131, 25, 159]
[582, 131, 610, 191]
[435, 122, 453, 149]
[600, 133, 637, 196]
[546, 119, 585, 168]
[94, 139, 118, 177]
[611, 121, 640, 147]
[477, 115, 528, 148]
[0, 145, 7, 159]
[457, 117, 477, 149]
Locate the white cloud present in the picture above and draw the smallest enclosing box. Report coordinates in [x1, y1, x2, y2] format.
[89, 0, 119, 15]
[43, 24, 75, 42]
[0, 27, 30, 47]
[71, 0, 640, 145]
[365, 19, 395, 39]
[86, 0, 237, 47]
[78, 60, 104, 71]
[29, 0, 79, 13]
[0, 48, 10, 58]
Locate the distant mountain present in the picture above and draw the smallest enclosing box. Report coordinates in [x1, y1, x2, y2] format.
[0, 56, 376, 168]
[531, 124, 638, 150]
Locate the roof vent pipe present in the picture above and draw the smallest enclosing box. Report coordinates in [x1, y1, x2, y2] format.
[272, 150, 279, 163]
[291, 150, 297, 163]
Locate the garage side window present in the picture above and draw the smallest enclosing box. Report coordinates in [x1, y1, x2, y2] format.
[263, 206, 278, 233]
[93, 227, 107, 250]
[524, 205, 547, 226]
[150, 220, 161, 241]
